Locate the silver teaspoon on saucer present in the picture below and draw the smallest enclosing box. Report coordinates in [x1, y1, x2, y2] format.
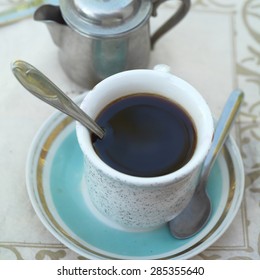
[11, 60, 104, 139]
[169, 89, 244, 239]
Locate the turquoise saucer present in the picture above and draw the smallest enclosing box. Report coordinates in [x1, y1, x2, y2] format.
[26, 95, 244, 259]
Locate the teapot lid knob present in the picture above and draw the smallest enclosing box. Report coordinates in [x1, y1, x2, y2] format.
[75, 0, 137, 25]
[59, 0, 152, 37]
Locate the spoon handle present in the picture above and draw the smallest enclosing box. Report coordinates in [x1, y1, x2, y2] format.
[11, 60, 104, 139]
[201, 89, 244, 183]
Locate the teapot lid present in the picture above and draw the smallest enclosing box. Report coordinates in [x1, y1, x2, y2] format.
[59, 0, 152, 37]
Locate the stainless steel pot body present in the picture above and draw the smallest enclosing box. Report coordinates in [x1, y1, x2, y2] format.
[51, 22, 150, 88]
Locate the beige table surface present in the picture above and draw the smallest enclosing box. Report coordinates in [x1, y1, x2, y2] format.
[0, 0, 260, 260]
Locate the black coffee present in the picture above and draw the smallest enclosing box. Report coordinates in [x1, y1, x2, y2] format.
[91, 94, 196, 177]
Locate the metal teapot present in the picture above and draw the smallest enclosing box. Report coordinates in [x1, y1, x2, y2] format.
[34, 0, 190, 88]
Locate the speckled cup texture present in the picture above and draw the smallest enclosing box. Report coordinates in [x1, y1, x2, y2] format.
[76, 66, 214, 231]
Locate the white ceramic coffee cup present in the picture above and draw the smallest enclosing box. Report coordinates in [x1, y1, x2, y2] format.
[76, 66, 214, 231]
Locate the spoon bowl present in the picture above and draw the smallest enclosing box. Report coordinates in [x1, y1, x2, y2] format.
[11, 60, 105, 139]
[169, 89, 244, 239]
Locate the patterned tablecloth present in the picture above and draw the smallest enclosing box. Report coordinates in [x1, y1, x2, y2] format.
[0, 0, 259, 260]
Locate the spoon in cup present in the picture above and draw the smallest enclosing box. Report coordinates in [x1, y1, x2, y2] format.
[11, 60, 105, 139]
[169, 89, 244, 239]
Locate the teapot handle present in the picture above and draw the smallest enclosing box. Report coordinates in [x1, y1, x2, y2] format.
[151, 0, 191, 48]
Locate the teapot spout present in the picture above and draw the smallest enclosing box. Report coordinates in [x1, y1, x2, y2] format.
[34, 5, 66, 47]
[34, 4, 65, 24]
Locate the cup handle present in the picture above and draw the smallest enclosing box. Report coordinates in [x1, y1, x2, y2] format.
[153, 64, 171, 73]
[150, 0, 191, 48]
